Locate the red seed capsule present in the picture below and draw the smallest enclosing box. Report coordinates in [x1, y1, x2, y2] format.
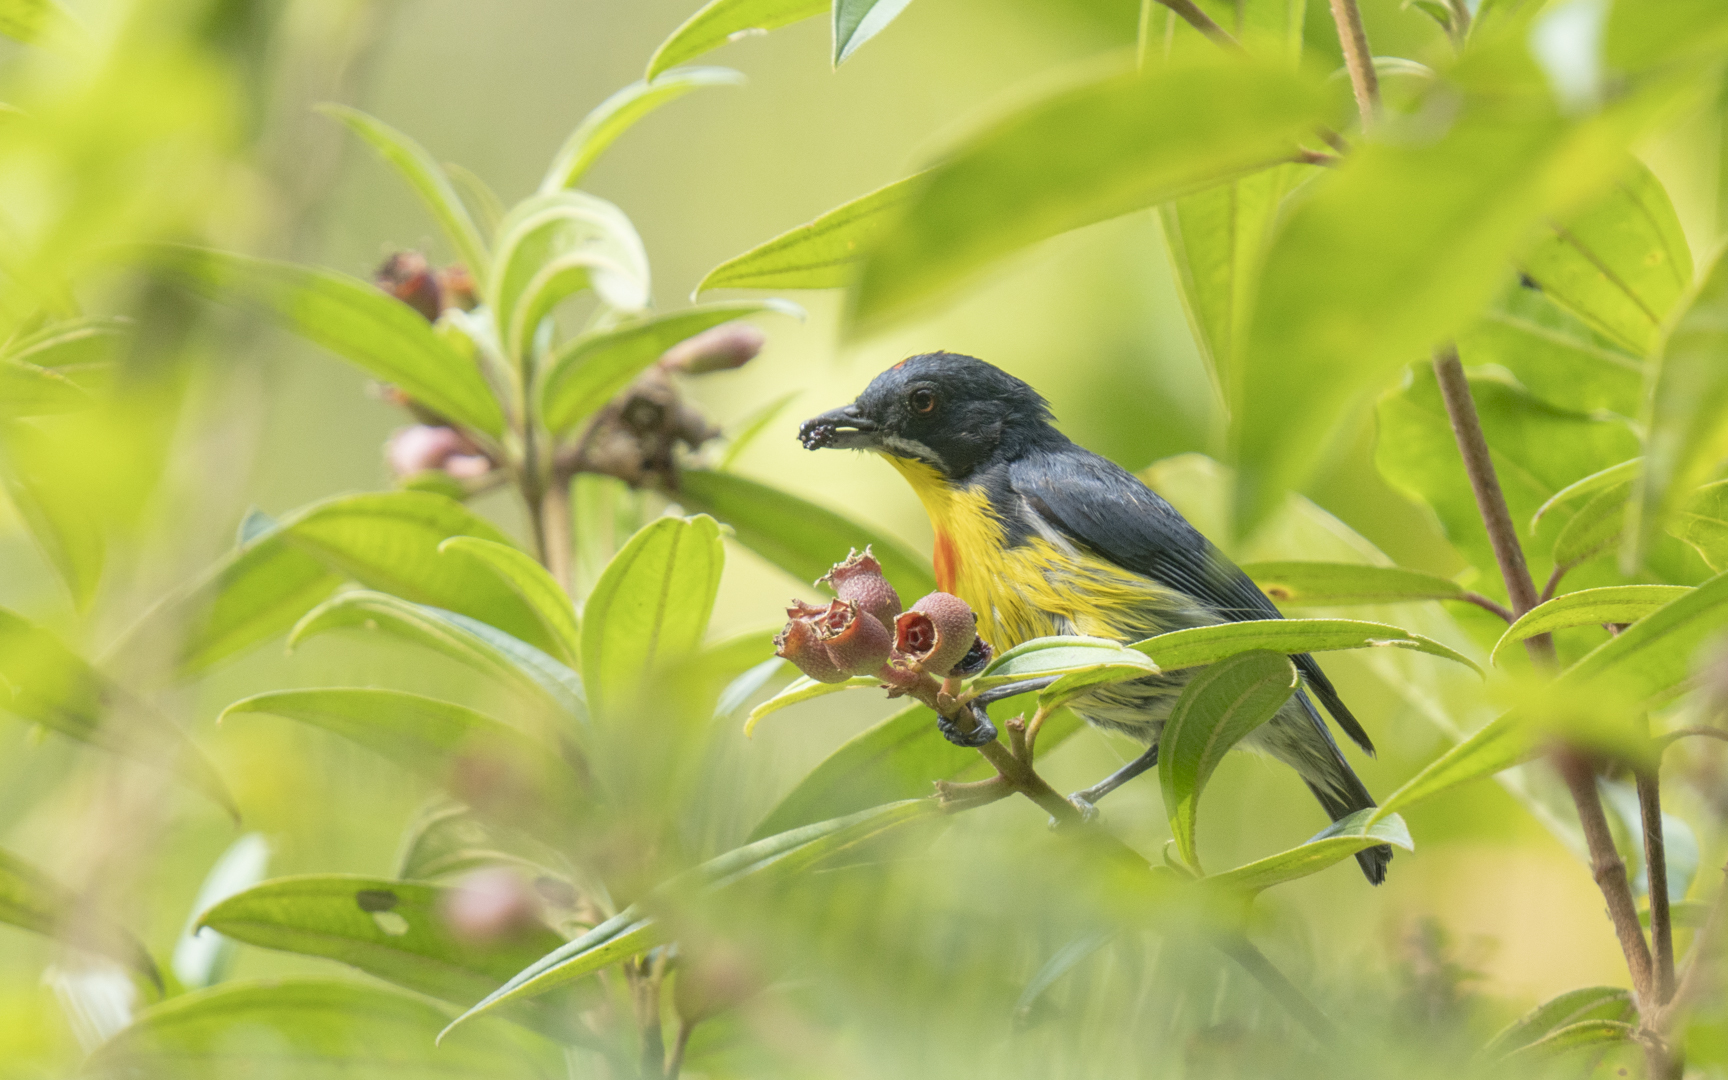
[893, 592, 977, 677]
[774, 604, 850, 683]
[814, 599, 892, 675]
[821, 547, 902, 630]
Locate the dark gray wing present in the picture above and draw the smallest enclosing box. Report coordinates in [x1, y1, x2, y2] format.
[1008, 446, 1375, 757]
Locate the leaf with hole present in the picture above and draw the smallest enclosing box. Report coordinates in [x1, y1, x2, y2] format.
[1158, 651, 1299, 871]
[541, 68, 744, 192]
[319, 105, 489, 279]
[84, 979, 562, 1079]
[676, 467, 936, 600]
[538, 301, 799, 434]
[645, 0, 827, 80]
[1490, 586, 1689, 666]
[581, 515, 724, 723]
[154, 246, 504, 436]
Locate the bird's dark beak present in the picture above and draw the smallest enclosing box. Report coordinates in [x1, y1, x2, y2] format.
[799, 403, 879, 451]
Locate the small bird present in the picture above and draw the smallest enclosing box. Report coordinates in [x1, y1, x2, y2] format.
[799, 352, 1390, 884]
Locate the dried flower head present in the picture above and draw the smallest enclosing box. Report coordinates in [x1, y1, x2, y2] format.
[775, 598, 892, 681]
[893, 592, 977, 677]
[820, 547, 902, 629]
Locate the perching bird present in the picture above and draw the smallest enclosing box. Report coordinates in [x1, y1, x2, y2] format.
[799, 352, 1390, 884]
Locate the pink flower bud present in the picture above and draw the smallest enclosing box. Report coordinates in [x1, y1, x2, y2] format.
[820, 547, 902, 630]
[660, 323, 765, 375]
[387, 425, 466, 478]
[438, 868, 543, 943]
[893, 593, 977, 677]
[775, 609, 850, 683]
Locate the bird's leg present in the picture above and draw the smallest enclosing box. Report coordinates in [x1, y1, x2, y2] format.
[1066, 743, 1160, 823]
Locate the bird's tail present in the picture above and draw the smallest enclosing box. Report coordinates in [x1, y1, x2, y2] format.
[1303, 774, 1392, 886]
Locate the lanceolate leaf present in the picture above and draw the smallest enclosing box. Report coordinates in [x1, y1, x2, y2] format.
[976, 636, 1161, 687]
[0, 358, 90, 417]
[1482, 985, 1634, 1058]
[84, 979, 562, 1080]
[219, 690, 585, 828]
[290, 592, 585, 726]
[538, 302, 799, 433]
[1669, 481, 1728, 570]
[1458, 285, 1644, 418]
[581, 515, 724, 723]
[3, 314, 128, 369]
[439, 537, 580, 667]
[0, 420, 105, 608]
[1204, 809, 1413, 895]
[697, 174, 924, 293]
[1531, 456, 1641, 531]
[852, 57, 1333, 328]
[743, 675, 880, 736]
[1130, 619, 1481, 676]
[1502, 1020, 1635, 1060]
[676, 468, 937, 600]
[318, 104, 489, 278]
[541, 68, 745, 192]
[1551, 479, 1634, 569]
[154, 247, 505, 436]
[1159, 651, 1298, 871]
[0, 0, 75, 45]
[1490, 585, 1691, 666]
[197, 876, 567, 1007]
[0, 607, 235, 815]
[645, 0, 827, 81]
[833, 0, 916, 65]
[444, 800, 940, 1033]
[1631, 245, 1728, 567]
[1519, 158, 1691, 356]
[1239, 561, 1466, 605]
[0, 847, 160, 988]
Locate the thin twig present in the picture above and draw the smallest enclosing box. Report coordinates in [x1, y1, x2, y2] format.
[1558, 751, 1655, 1004]
[1219, 935, 1338, 1044]
[1325, 0, 1380, 129]
[1656, 726, 1728, 752]
[1294, 149, 1341, 167]
[1540, 564, 1567, 604]
[1638, 769, 1677, 1003]
[543, 469, 574, 595]
[1151, 0, 1243, 50]
[1456, 591, 1515, 623]
[665, 1016, 695, 1080]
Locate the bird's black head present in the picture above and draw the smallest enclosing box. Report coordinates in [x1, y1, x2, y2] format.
[799, 352, 1058, 480]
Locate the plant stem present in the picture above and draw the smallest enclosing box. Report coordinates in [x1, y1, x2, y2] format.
[1325, 0, 1380, 129]
[1558, 750, 1655, 1004]
[1456, 591, 1515, 623]
[665, 1016, 694, 1080]
[1219, 935, 1339, 1045]
[1151, 0, 1243, 50]
[1431, 349, 1554, 664]
[1638, 768, 1677, 1003]
[543, 469, 574, 595]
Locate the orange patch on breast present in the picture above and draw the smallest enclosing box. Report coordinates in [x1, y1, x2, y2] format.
[932, 532, 960, 593]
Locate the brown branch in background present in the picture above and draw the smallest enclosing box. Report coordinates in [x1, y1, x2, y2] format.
[1657, 726, 1728, 752]
[542, 470, 574, 595]
[1152, 0, 1244, 51]
[1325, 0, 1380, 129]
[1432, 349, 1555, 663]
[1638, 769, 1678, 1003]
[1456, 591, 1515, 623]
[1559, 751, 1655, 1003]
[1540, 564, 1567, 604]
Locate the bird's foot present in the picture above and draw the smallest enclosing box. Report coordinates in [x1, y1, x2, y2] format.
[1051, 792, 1100, 829]
[936, 710, 997, 748]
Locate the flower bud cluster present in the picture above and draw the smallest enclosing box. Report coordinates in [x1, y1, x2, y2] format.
[774, 548, 993, 688]
[374, 251, 477, 322]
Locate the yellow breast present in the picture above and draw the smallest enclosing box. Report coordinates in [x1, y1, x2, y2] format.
[886, 456, 1188, 651]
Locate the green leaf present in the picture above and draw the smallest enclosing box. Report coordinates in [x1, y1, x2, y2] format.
[290, 592, 585, 725]
[2, 315, 128, 369]
[1457, 284, 1645, 417]
[749, 701, 1086, 838]
[645, 0, 827, 81]
[0, 847, 160, 988]
[1130, 618, 1482, 676]
[219, 690, 585, 827]
[1160, 165, 1297, 399]
[318, 104, 489, 279]
[675, 468, 937, 600]
[1531, 456, 1642, 532]
[155, 247, 504, 436]
[580, 515, 724, 723]
[1669, 480, 1728, 571]
[1483, 986, 1634, 1058]
[172, 833, 270, 991]
[1491, 585, 1692, 666]
[444, 163, 506, 237]
[1551, 479, 1634, 569]
[541, 68, 745, 192]
[197, 876, 567, 1007]
[742, 674, 880, 735]
[489, 192, 649, 365]
[833, 0, 916, 65]
[1158, 651, 1299, 871]
[1519, 158, 1692, 356]
[1375, 366, 1640, 590]
[1239, 561, 1466, 605]
[439, 537, 580, 667]
[0, 359, 91, 417]
[698, 173, 924, 293]
[1605, 0, 1728, 72]
[852, 56, 1333, 328]
[1204, 809, 1413, 895]
[1504, 1019, 1636, 1060]
[1631, 245, 1728, 567]
[445, 800, 939, 1032]
[538, 301, 799, 434]
[84, 979, 561, 1079]
[0, 0, 74, 45]
[0, 420, 105, 608]
[978, 635, 1162, 686]
[0, 606, 235, 815]
[1231, 75, 1655, 532]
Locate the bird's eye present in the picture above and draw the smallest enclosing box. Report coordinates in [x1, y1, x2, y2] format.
[909, 388, 937, 415]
